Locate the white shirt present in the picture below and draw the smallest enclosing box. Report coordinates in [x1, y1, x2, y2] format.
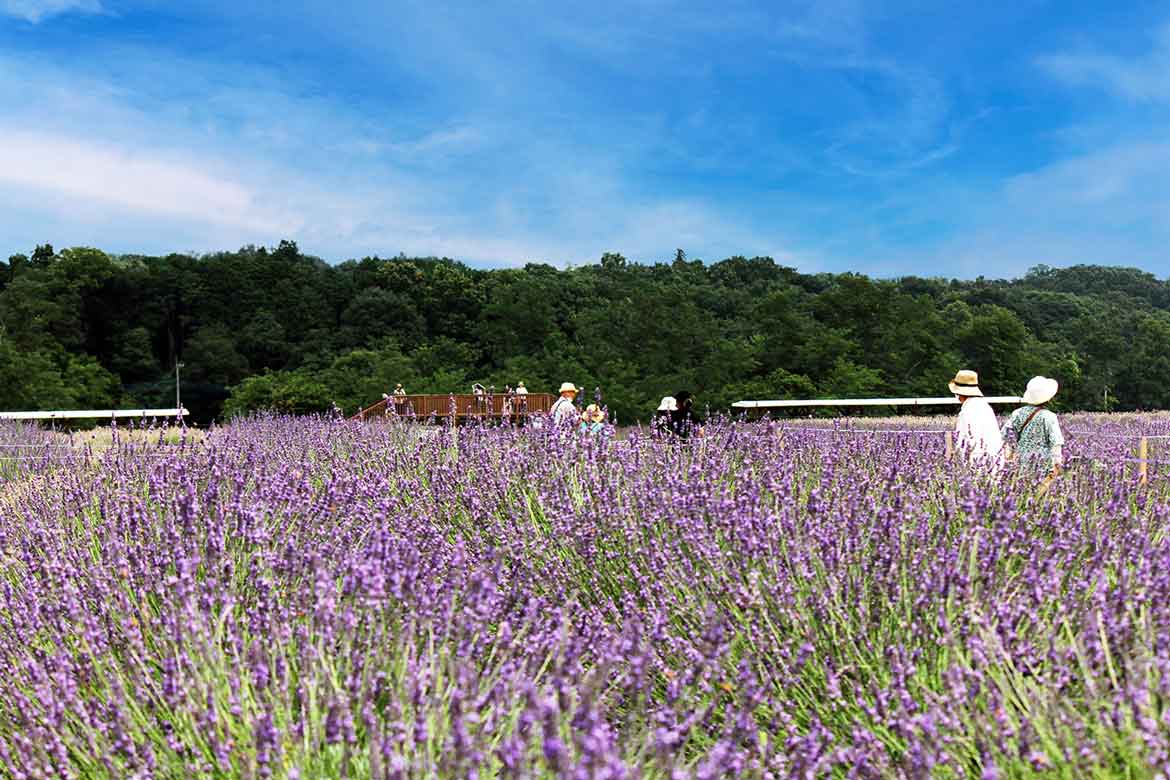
[551, 396, 578, 424]
[956, 396, 1004, 466]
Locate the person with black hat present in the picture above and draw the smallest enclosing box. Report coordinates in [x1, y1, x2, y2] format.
[670, 390, 704, 439]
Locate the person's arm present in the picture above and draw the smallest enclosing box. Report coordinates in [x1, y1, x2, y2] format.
[1049, 415, 1065, 471]
[1000, 411, 1015, 442]
[955, 405, 974, 447]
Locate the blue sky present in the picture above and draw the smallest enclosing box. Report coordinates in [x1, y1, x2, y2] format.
[1, 0, 1169, 278]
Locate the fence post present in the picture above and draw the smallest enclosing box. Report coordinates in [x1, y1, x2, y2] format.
[945, 431, 954, 460]
[1139, 436, 1149, 486]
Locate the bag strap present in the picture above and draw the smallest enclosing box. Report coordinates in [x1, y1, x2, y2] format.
[1014, 407, 1044, 440]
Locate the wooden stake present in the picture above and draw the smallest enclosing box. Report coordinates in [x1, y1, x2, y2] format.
[945, 431, 954, 460]
[1037, 472, 1056, 498]
[1139, 436, 1149, 486]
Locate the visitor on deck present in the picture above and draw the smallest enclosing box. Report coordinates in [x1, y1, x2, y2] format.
[1002, 376, 1065, 474]
[949, 369, 1004, 469]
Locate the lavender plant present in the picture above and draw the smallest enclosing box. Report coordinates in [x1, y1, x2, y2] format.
[1, 414, 1168, 778]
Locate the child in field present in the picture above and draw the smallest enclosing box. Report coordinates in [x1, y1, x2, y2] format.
[579, 404, 607, 435]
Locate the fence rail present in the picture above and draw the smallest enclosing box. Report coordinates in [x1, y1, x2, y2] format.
[770, 424, 1165, 484]
[0, 408, 188, 420]
[733, 396, 1023, 409]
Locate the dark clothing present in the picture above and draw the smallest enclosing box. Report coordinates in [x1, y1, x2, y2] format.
[669, 406, 703, 439]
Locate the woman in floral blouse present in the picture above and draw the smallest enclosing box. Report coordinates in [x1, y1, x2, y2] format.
[1002, 376, 1065, 474]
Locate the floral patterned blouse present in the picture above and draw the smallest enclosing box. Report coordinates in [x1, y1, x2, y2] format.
[1001, 405, 1065, 468]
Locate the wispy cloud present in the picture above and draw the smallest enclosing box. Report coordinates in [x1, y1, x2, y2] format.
[0, 131, 288, 230]
[866, 140, 1170, 279]
[5, 0, 1165, 279]
[1038, 23, 1170, 102]
[0, 45, 803, 268]
[0, 0, 101, 23]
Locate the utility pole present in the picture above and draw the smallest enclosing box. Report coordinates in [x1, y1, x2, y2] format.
[175, 361, 185, 413]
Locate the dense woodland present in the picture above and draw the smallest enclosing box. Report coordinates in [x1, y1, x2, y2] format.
[1, 241, 1168, 424]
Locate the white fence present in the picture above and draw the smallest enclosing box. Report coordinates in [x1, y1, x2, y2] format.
[0, 408, 188, 420]
[733, 396, 1023, 409]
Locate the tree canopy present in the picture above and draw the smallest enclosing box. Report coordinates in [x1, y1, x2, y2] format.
[2, 242, 1167, 423]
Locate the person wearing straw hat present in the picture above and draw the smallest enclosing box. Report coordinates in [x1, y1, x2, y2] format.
[1002, 376, 1064, 474]
[579, 403, 607, 435]
[551, 382, 580, 424]
[949, 369, 1003, 468]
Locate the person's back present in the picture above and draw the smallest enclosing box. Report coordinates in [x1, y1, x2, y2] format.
[550, 382, 579, 425]
[670, 391, 703, 440]
[1002, 376, 1064, 473]
[551, 398, 577, 424]
[955, 395, 1003, 464]
[1005, 405, 1063, 468]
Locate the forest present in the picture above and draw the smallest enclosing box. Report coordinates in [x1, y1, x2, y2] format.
[2, 241, 1168, 424]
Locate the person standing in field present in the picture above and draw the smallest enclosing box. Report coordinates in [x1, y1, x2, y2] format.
[551, 382, 580, 424]
[653, 396, 676, 435]
[949, 369, 1004, 468]
[670, 391, 704, 439]
[1002, 376, 1065, 475]
[579, 404, 607, 435]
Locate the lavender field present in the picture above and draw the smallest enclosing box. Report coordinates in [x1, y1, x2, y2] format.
[2, 414, 1170, 779]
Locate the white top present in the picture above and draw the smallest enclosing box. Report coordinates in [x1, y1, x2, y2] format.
[515, 386, 528, 395]
[550, 396, 577, 423]
[955, 396, 1004, 465]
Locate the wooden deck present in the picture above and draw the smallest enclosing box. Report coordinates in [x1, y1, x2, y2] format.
[351, 393, 556, 422]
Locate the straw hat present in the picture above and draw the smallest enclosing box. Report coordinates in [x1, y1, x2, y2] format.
[583, 403, 604, 422]
[656, 396, 677, 412]
[1022, 376, 1059, 406]
[558, 382, 579, 394]
[948, 369, 983, 397]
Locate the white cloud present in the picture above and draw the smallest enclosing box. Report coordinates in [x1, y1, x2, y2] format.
[0, 0, 101, 23]
[869, 140, 1170, 279]
[1038, 24, 1170, 102]
[0, 130, 299, 233]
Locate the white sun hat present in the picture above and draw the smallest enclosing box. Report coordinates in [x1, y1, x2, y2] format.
[1022, 376, 1059, 406]
[948, 369, 984, 397]
[656, 396, 677, 412]
[558, 382, 579, 394]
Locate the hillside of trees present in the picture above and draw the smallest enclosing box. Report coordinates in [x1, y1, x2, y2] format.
[2, 241, 1168, 424]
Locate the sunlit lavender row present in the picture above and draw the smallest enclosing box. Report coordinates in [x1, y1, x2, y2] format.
[1, 414, 1169, 779]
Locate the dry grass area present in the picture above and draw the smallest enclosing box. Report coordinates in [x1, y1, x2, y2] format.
[52, 425, 206, 452]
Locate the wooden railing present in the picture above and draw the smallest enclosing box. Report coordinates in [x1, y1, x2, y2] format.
[351, 393, 556, 422]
